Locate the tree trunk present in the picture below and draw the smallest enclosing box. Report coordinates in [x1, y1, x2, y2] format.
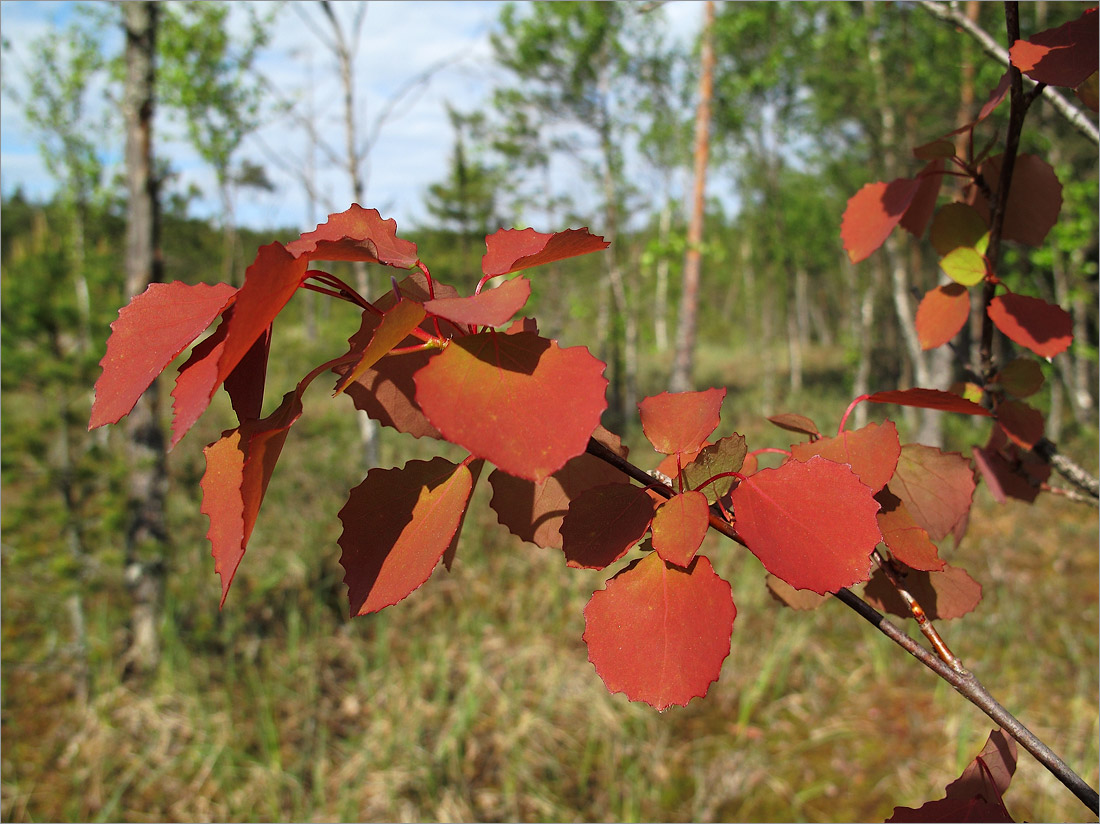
[669, 0, 715, 393]
[654, 203, 671, 353]
[121, 0, 168, 677]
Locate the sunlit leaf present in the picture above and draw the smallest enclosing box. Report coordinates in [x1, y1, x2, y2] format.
[583, 552, 736, 711]
[651, 491, 710, 567]
[90, 281, 236, 430]
[481, 227, 609, 276]
[338, 458, 476, 615]
[867, 388, 992, 417]
[423, 277, 531, 327]
[841, 176, 924, 263]
[790, 420, 901, 493]
[638, 388, 726, 456]
[899, 159, 945, 237]
[730, 456, 881, 594]
[335, 299, 426, 395]
[415, 331, 608, 482]
[916, 284, 971, 350]
[1010, 7, 1098, 88]
[874, 488, 944, 572]
[286, 204, 419, 268]
[940, 247, 988, 287]
[987, 293, 1073, 358]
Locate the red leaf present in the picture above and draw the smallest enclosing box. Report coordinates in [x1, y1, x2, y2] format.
[790, 420, 901, 493]
[481, 227, 609, 277]
[867, 388, 992, 417]
[874, 488, 944, 572]
[889, 445, 975, 542]
[916, 284, 971, 350]
[1010, 7, 1098, 88]
[415, 331, 608, 483]
[995, 399, 1044, 449]
[899, 160, 945, 237]
[218, 243, 308, 388]
[841, 176, 923, 263]
[285, 204, 419, 268]
[200, 389, 304, 607]
[335, 299, 427, 395]
[767, 412, 820, 438]
[224, 323, 271, 422]
[560, 482, 655, 569]
[423, 276, 531, 328]
[333, 273, 461, 439]
[651, 491, 710, 567]
[583, 552, 736, 711]
[337, 457, 476, 616]
[972, 426, 1049, 504]
[988, 292, 1073, 358]
[488, 426, 628, 549]
[89, 281, 236, 430]
[863, 562, 982, 621]
[730, 456, 881, 594]
[638, 388, 726, 455]
[965, 154, 1062, 247]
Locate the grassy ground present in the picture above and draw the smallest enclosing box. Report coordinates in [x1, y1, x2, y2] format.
[2, 335, 1097, 822]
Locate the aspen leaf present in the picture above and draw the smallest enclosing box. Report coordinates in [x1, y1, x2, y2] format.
[285, 204, 419, 268]
[995, 358, 1044, 398]
[767, 413, 820, 438]
[995, 399, 1044, 449]
[651, 491, 710, 567]
[638, 388, 726, 455]
[867, 388, 992, 417]
[929, 203, 988, 256]
[90, 281, 236, 430]
[488, 426, 628, 549]
[965, 154, 1062, 247]
[338, 458, 476, 616]
[874, 488, 944, 572]
[899, 159, 945, 237]
[583, 552, 735, 711]
[334, 299, 426, 395]
[1010, 7, 1098, 88]
[940, 247, 988, 287]
[790, 420, 901, 493]
[481, 227, 609, 277]
[988, 293, 1073, 358]
[916, 284, 971, 350]
[863, 563, 982, 621]
[841, 176, 923, 263]
[730, 456, 881, 594]
[889, 445, 975, 542]
[423, 277, 531, 328]
[201, 389, 304, 607]
[415, 331, 608, 483]
[560, 482, 655, 569]
[681, 435, 747, 503]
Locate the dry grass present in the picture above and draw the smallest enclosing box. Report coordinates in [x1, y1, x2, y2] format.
[3, 337, 1097, 822]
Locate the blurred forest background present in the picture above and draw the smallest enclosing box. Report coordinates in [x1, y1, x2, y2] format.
[1, 1, 1097, 821]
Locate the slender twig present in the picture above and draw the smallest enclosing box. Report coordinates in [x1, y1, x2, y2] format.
[918, 0, 1100, 146]
[584, 435, 1100, 814]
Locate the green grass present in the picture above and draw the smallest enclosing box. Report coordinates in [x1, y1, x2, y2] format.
[2, 337, 1098, 822]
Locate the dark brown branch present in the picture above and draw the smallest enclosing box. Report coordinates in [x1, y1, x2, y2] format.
[585, 435, 1100, 814]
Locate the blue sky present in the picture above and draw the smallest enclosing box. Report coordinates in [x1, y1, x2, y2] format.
[1, 1, 707, 233]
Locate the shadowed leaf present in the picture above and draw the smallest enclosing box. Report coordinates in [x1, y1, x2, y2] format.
[988, 293, 1073, 358]
[889, 445, 975, 542]
[867, 388, 992, 417]
[481, 227, 609, 276]
[1010, 7, 1098, 88]
[841, 176, 923, 263]
[423, 276, 531, 327]
[965, 154, 1062, 247]
[560, 482, 655, 569]
[286, 204, 419, 267]
[863, 563, 982, 621]
[875, 488, 944, 571]
[682, 435, 748, 503]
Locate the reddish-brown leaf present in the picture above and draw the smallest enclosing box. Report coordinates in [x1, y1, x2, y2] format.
[415, 331, 608, 482]
[965, 154, 1062, 247]
[972, 426, 1049, 504]
[583, 552, 736, 711]
[730, 456, 881, 594]
[481, 227, 609, 277]
[765, 573, 830, 610]
[841, 176, 924, 263]
[335, 299, 427, 394]
[867, 388, 992, 417]
[285, 204, 419, 268]
[995, 357, 1044, 398]
[874, 488, 944, 572]
[863, 562, 982, 621]
[916, 284, 971, 350]
[767, 412, 820, 438]
[560, 482, 655, 569]
[423, 277, 531, 328]
[488, 426, 628, 549]
[218, 243, 309, 387]
[337, 457, 475, 616]
[790, 420, 901, 493]
[888, 730, 1017, 822]
[1010, 7, 1098, 88]
[90, 281, 236, 430]
[200, 389, 304, 607]
[899, 159, 945, 237]
[995, 399, 1044, 450]
[889, 444, 975, 542]
[638, 388, 726, 456]
[987, 293, 1073, 358]
[651, 491, 710, 567]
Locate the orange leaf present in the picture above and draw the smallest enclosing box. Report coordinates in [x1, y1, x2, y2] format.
[638, 388, 726, 456]
[915, 283, 971, 350]
[286, 204, 419, 267]
[790, 420, 901, 493]
[651, 491, 710, 567]
[481, 227, 609, 277]
[988, 293, 1073, 358]
[423, 277, 531, 328]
